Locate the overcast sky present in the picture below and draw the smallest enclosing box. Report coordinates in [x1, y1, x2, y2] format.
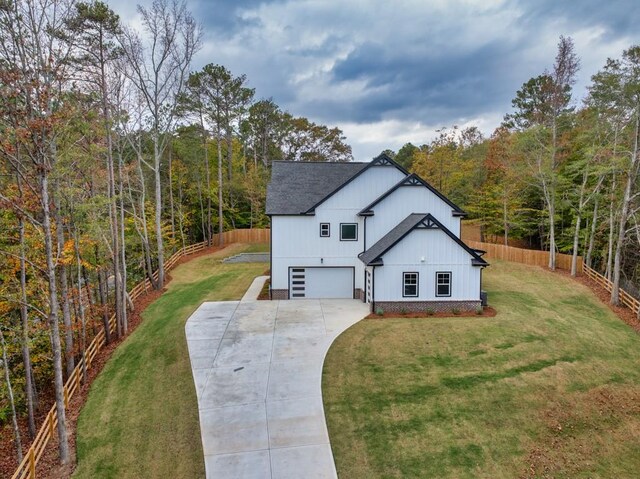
[111, 0, 639, 159]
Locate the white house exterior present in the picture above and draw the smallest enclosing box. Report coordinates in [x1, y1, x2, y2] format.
[265, 154, 488, 312]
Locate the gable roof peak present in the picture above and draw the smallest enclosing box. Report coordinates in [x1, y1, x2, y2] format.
[357, 171, 466, 216]
[358, 212, 488, 267]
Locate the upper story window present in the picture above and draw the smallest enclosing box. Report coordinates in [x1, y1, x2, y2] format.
[436, 272, 452, 297]
[320, 223, 330, 237]
[340, 223, 358, 241]
[403, 272, 418, 297]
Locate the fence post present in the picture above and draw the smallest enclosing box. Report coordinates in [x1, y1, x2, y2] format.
[29, 447, 35, 478]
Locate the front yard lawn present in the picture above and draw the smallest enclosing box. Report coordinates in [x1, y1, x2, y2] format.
[73, 243, 268, 479]
[323, 261, 640, 478]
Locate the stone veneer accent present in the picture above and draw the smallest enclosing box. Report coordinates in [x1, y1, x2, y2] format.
[271, 289, 289, 300]
[355, 288, 364, 301]
[372, 300, 481, 313]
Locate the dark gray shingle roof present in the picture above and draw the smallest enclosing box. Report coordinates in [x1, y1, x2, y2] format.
[358, 213, 489, 267]
[266, 161, 368, 215]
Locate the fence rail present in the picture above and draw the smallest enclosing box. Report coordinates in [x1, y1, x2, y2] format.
[583, 264, 640, 316]
[467, 240, 638, 315]
[11, 229, 269, 479]
[465, 240, 582, 273]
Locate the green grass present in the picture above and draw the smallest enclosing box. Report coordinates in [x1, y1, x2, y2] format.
[73, 243, 268, 479]
[323, 260, 640, 479]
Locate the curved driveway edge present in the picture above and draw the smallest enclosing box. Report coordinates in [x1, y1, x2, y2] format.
[185, 279, 368, 478]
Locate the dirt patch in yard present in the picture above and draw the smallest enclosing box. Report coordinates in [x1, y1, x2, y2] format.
[522, 385, 640, 479]
[257, 278, 270, 300]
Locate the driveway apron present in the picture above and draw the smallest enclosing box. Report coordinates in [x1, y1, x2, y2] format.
[185, 282, 368, 478]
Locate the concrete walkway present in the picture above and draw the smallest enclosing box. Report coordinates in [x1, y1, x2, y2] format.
[185, 281, 368, 478]
[241, 275, 270, 302]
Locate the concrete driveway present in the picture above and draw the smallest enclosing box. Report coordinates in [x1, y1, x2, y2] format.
[185, 278, 368, 478]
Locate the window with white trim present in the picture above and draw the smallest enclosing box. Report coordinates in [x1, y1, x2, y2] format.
[436, 272, 451, 297]
[403, 272, 418, 297]
[320, 223, 330, 237]
[340, 223, 358, 241]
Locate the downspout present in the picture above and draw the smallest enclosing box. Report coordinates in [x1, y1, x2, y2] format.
[363, 217, 367, 304]
[363, 216, 367, 251]
[371, 265, 376, 312]
[269, 215, 273, 300]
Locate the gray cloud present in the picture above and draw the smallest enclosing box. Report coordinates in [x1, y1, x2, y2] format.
[111, 0, 639, 157]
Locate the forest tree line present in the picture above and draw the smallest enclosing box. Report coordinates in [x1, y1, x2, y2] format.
[0, 0, 639, 470]
[0, 0, 352, 466]
[383, 37, 640, 308]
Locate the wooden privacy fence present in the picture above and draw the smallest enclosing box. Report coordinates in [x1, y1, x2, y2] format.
[465, 240, 582, 273]
[584, 264, 640, 316]
[11, 228, 270, 479]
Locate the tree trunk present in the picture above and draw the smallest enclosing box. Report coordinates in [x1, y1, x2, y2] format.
[570, 213, 581, 277]
[168, 146, 176, 245]
[73, 228, 88, 382]
[153, 136, 165, 289]
[1, 330, 22, 463]
[571, 173, 588, 277]
[227, 128, 233, 181]
[548, 199, 556, 270]
[135, 152, 158, 289]
[202, 122, 212, 246]
[95, 247, 111, 345]
[586, 197, 598, 268]
[218, 131, 224, 245]
[196, 178, 206, 241]
[41, 171, 70, 463]
[605, 179, 616, 280]
[177, 177, 187, 250]
[117, 148, 130, 323]
[54, 188, 74, 377]
[18, 214, 36, 438]
[101, 75, 123, 339]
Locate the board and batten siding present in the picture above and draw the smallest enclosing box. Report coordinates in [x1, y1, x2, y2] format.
[372, 228, 481, 302]
[366, 186, 461, 246]
[270, 165, 406, 292]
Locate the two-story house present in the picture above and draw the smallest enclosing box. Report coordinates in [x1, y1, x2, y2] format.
[265, 153, 488, 312]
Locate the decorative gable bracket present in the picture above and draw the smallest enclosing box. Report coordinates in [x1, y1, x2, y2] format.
[370, 153, 396, 167]
[416, 218, 439, 229]
[402, 175, 423, 186]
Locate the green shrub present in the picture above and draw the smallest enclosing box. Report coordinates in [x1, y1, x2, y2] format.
[452, 308, 460, 315]
[375, 307, 384, 316]
[400, 307, 408, 315]
[476, 306, 484, 315]
[425, 308, 435, 316]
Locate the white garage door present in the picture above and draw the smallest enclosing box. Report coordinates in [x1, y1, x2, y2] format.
[289, 267, 353, 299]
